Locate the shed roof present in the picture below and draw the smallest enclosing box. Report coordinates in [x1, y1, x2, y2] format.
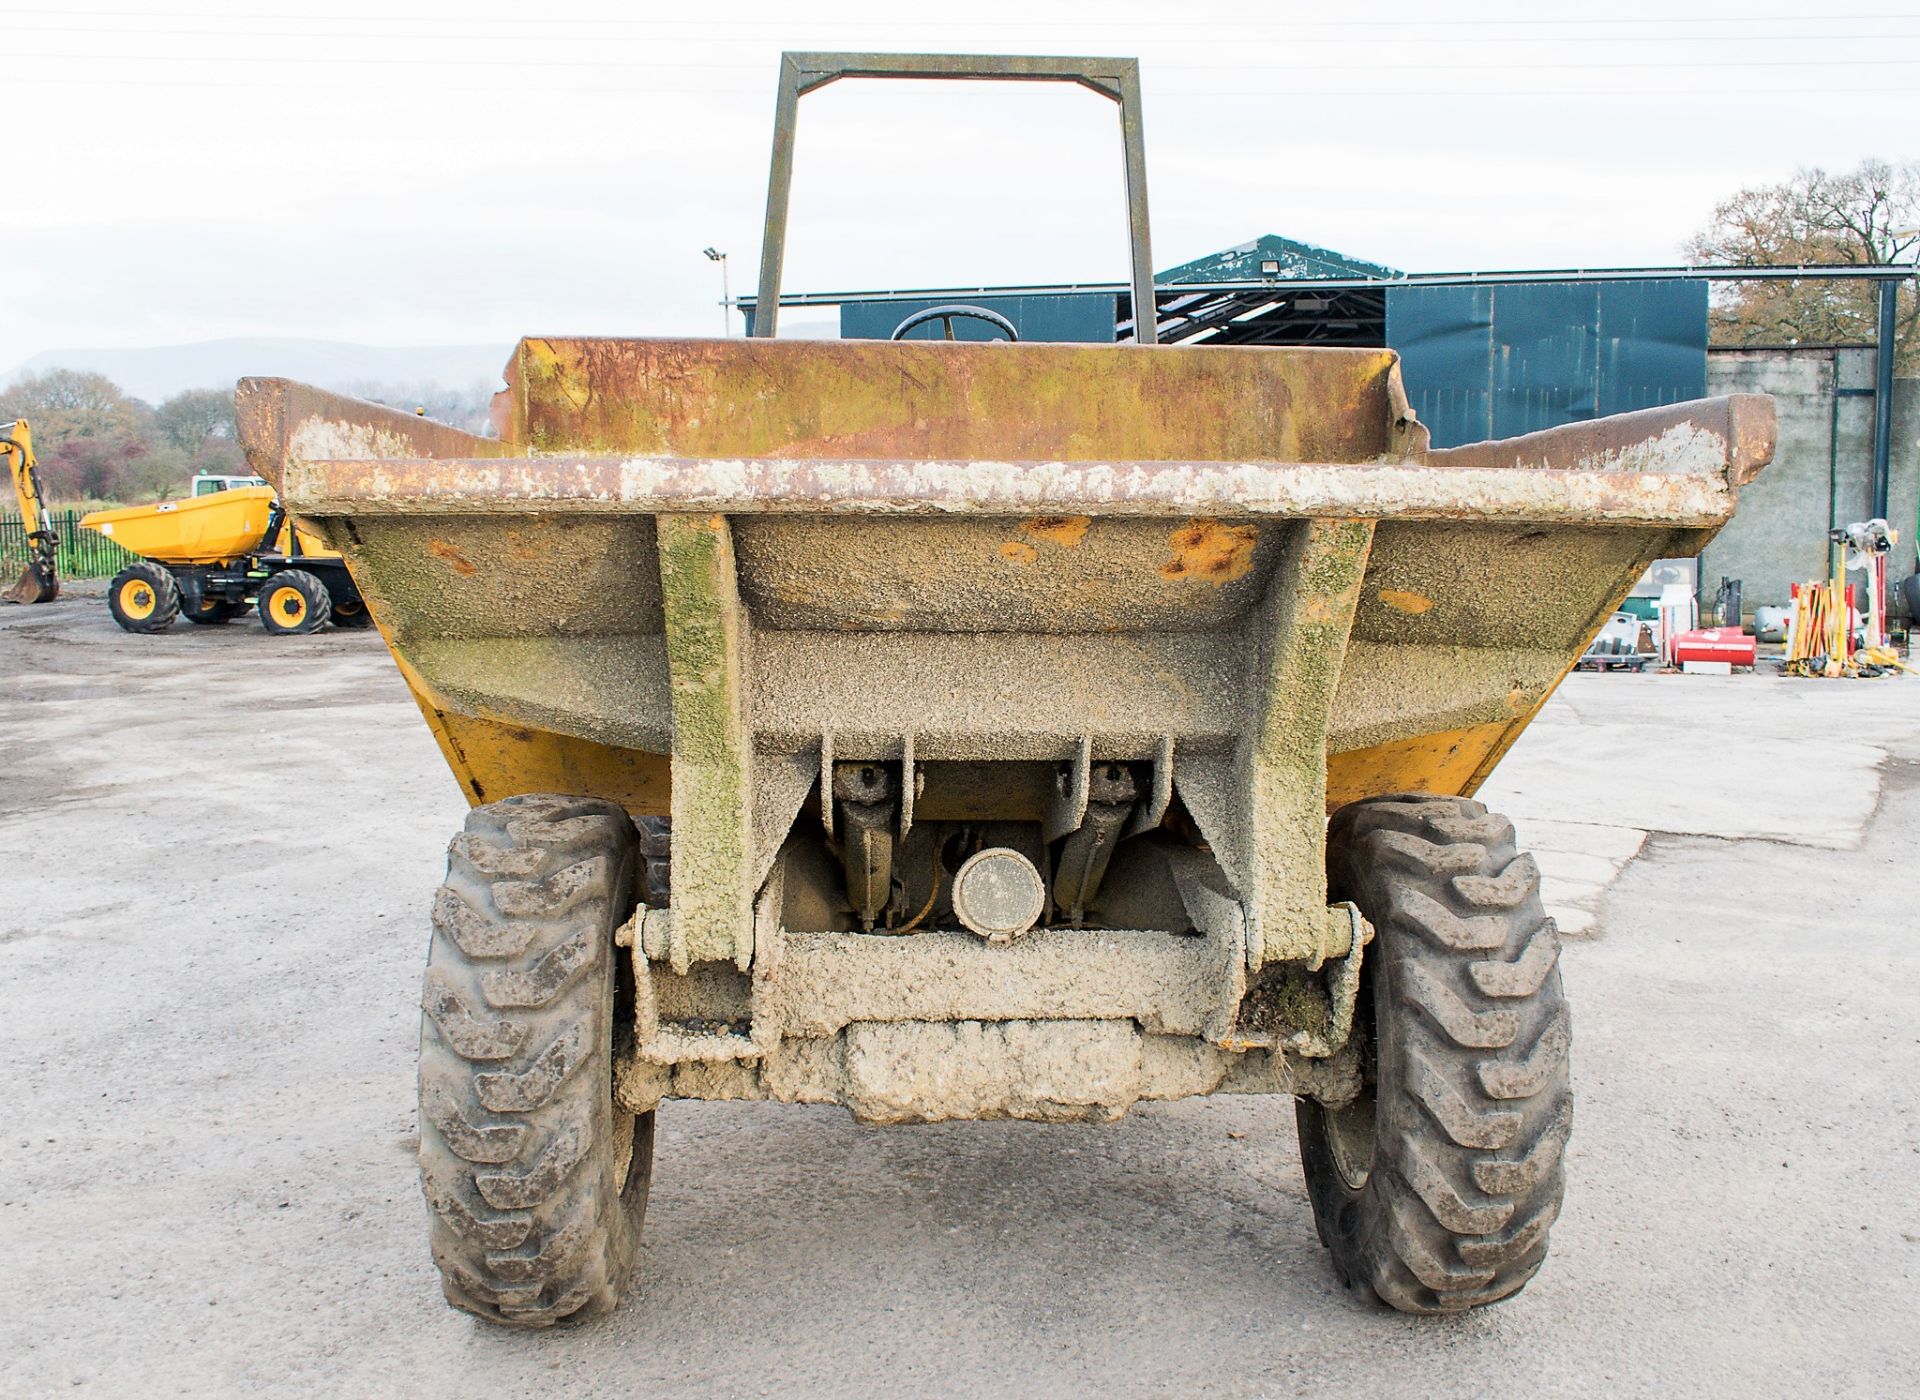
[1157, 233, 1400, 284]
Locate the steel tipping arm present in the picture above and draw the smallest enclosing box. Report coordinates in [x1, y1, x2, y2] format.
[1170, 519, 1377, 971]
[654, 514, 755, 974]
[752, 52, 1155, 343]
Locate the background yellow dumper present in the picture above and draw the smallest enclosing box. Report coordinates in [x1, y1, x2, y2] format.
[81, 483, 371, 634]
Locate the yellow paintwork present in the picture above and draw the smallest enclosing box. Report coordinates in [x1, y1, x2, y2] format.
[382, 639, 671, 811]
[1325, 544, 1652, 808]
[117, 575, 158, 621]
[268, 510, 336, 560]
[1325, 722, 1513, 811]
[81, 484, 346, 566]
[5, 420, 47, 523]
[83, 486, 276, 564]
[263, 580, 309, 626]
[435, 709, 672, 812]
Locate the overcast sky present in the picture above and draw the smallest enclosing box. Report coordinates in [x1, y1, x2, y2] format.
[3, 0, 1916, 366]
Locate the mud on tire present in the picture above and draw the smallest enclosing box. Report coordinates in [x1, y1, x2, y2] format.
[419, 793, 652, 1327]
[1296, 793, 1571, 1313]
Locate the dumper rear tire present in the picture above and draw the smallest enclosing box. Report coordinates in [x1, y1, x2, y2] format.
[1296, 794, 1570, 1313]
[418, 793, 652, 1327]
[329, 595, 374, 628]
[107, 562, 180, 633]
[183, 598, 243, 625]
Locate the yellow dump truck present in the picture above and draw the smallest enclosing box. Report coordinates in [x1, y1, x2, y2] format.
[81, 484, 370, 634]
[236, 53, 1775, 1328]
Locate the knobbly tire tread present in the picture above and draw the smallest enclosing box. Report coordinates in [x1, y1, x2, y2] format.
[418, 793, 653, 1327]
[107, 561, 180, 633]
[636, 816, 671, 907]
[258, 569, 331, 635]
[1297, 793, 1571, 1314]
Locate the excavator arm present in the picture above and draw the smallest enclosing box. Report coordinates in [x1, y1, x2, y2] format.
[4, 419, 60, 604]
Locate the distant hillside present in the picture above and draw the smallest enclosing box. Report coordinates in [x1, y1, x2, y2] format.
[4, 337, 513, 405]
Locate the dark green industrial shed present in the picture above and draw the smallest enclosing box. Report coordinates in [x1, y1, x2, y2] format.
[836, 233, 1710, 450]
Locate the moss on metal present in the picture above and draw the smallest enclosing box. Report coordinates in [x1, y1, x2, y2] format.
[656, 513, 754, 968]
[1239, 518, 1376, 966]
[507, 337, 1402, 466]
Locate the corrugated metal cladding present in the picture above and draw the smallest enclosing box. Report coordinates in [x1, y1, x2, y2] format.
[839, 295, 1116, 343]
[1384, 280, 1708, 448]
[832, 238, 1710, 451]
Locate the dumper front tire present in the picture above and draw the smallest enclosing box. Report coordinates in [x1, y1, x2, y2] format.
[1296, 794, 1570, 1313]
[257, 569, 330, 634]
[418, 793, 652, 1327]
[107, 562, 180, 633]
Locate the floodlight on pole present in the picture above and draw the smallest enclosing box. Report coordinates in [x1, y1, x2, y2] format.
[703, 247, 731, 335]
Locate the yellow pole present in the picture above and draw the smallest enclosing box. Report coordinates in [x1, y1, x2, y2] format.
[1826, 544, 1848, 677]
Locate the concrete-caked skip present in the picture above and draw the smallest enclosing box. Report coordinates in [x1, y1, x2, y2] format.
[236, 52, 1775, 1329]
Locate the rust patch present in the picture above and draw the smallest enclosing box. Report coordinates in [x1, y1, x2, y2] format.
[1160, 518, 1257, 585]
[1378, 588, 1435, 615]
[1022, 514, 1091, 549]
[504, 336, 1403, 464]
[427, 538, 478, 576]
[998, 540, 1039, 566]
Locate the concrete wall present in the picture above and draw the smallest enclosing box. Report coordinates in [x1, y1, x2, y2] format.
[1700, 347, 1918, 618]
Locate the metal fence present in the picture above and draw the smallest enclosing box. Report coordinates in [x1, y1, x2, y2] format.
[0, 509, 141, 579]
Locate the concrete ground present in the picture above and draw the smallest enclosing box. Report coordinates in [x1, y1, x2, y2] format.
[2, 589, 1916, 1399]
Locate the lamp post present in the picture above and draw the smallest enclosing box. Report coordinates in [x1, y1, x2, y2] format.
[703, 247, 730, 336]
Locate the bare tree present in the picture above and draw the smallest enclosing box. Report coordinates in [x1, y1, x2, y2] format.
[154, 387, 236, 453]
[1686, 159, 1919, 373]
[1, 368, 146, 445]
[0, 371, 196, 504]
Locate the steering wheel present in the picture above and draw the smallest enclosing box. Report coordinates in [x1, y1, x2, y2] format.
[890, 304, 1019, 343]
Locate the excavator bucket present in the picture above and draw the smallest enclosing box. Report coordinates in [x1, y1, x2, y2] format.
[2, 555, 58, 605]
